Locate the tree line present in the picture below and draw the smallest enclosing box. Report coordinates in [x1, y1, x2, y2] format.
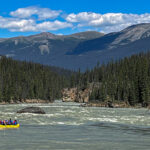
[1, 51, 150, 106]
[70, 52, 150, 106]
[0, 56, 70, 103]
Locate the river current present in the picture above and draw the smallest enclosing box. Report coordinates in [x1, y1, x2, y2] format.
[0, 100, 150, 150]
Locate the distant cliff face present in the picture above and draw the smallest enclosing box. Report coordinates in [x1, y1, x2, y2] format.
[62, 88, 91, 103]
[0, 23, 150, 70]
[62, 83, 100, 103]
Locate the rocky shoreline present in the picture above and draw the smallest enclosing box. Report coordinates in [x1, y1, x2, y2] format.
[80, 101, 127, 108]
[62, 87, 150, 109]
[0, 97, 149, 109]
[80, 101, 150, 108]
[0, 99, 52, 105]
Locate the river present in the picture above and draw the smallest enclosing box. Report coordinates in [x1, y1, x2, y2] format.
[0, 100, 150, 150]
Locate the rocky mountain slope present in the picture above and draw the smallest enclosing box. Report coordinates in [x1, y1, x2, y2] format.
[0, 23, 150, 70]
[70, 23, 150, 55]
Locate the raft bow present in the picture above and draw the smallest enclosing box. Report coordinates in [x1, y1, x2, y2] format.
[0, 124, 20, 129]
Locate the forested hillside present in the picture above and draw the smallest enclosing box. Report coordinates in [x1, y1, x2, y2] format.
[72, 52, 150, 106]
[0, 56, 70, 103]
[1, 51, 150, 106]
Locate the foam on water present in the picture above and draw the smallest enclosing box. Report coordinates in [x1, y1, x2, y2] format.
[0, 101, 150, 150]
[0, 101, 150, 127]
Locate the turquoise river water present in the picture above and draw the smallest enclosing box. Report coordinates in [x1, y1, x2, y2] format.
[0, 100, 150, 150]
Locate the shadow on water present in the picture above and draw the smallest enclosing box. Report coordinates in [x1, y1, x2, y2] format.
[91, 122, 150, 136]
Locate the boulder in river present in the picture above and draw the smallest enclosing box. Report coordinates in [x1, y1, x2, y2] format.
[17, 107, 46, 114]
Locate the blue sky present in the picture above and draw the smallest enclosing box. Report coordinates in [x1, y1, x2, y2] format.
[0, 0, 150, 37]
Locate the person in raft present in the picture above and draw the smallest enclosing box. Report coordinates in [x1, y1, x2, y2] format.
[0, 119, 18, 125]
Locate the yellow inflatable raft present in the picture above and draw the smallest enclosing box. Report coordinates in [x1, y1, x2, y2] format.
[0, 124, 20, 129]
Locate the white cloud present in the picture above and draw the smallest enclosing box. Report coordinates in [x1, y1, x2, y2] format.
[2, 7, 72, 32]
[0, 16, 72, 32]
[1, 7, 150, 33]
[34, 20, 72, 31]
[66, 12, 101, 23]
[0, 16, 35, 30]
[66, 12, 150, 33]
[10, 6, 62, 20]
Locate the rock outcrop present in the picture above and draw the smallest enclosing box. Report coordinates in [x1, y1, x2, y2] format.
[62, 83, 101, 103]
[62, 88, 77, 102]
[62, 87, 91, 103]
[17, 107, 46, 114]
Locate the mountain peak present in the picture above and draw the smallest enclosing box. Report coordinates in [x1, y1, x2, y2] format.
[123, 23, 150, 31]
[31, 32, 58, 39]
[111, 23, 150, 47]
[1, 23, 150, 70]
[67, 31, 104, 39]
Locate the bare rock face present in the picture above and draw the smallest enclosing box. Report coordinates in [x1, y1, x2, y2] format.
[62, 88, 91, 103]
[17, 107, 45, 114]
[39, 44, 50, 55]
[75, 88, 90, 103]
[62, 88, 77, 102]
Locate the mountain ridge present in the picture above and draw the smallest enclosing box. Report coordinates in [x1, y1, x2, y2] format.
[70, 23, 150, 55]
[0, 23, 150, 71]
